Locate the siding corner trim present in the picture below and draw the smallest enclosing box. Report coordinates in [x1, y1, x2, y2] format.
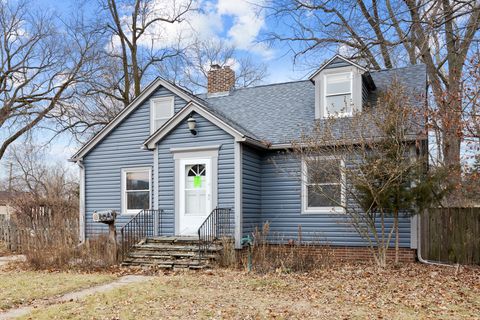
[234, 142, 243, 249]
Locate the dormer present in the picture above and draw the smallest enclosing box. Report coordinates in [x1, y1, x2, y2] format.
[310, 55, 375, 119]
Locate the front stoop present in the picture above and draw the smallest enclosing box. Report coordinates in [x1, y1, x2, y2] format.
[121, 236, 223, 269]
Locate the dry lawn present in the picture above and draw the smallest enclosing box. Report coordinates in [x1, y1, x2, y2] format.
[20, 264, 480, 320]
[0, 241, 9, 256]
[0, 270, 116, 311]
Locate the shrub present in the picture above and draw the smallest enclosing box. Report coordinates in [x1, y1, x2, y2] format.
[243, 223, 332, 273]
[216, 236, 237, 268]
[10, 195, 116, 270]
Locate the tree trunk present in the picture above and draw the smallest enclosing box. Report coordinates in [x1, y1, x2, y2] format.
[394, 208, 399, 265]
[108, 222, 118, 263]
[440, 85, 463, 203]
[380, 212, 387, 268]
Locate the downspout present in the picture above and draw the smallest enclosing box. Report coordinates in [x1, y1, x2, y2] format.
[416, 68, 454, 267]
[416, 213, 455, 267]
[77, 159, 86, 244]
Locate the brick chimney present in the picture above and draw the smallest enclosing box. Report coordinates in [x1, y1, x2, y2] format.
[207, 64, 235, 94]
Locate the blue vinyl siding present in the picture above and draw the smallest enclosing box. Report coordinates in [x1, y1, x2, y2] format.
[259, 151, 411, 248]
[83, 86, 187, 237]
[157, 112, 235, 235]
[242, 145, 262, 237]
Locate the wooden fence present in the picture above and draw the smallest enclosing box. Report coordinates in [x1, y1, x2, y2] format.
[0, 216, 23, 252]
[0, 214, 78, 253]
[421, 207, 480, 264]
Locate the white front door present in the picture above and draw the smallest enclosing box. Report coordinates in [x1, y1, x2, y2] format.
[178, 158, 212, 235]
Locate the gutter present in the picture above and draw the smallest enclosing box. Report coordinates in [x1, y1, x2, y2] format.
[76, 159, 86, 244]
[241, 136, 269, 149]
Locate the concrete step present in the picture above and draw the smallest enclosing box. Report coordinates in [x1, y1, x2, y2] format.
[121, 262, 174, 269]
[124, 258, 205, 265]
[122, 259, 210, 269]
[132, 243, 222, 252]
[122, 237, 224, 269]
[128, 251, 216, 259]
[146, 236, 201, 245]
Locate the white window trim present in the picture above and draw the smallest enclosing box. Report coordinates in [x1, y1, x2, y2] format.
[121, 167, 152, 215]
[150, 96, 174, 134]
[301, 157, 346, 214]
[323, 72, 353, 118]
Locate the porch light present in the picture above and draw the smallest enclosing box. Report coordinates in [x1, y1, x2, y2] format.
[187, 114, 197, 135]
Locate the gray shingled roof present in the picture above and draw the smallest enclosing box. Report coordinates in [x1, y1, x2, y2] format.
[198, 64, 427, 145]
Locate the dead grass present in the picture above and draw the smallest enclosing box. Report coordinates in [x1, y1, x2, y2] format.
[216, 237, 237, 267]
[243, 223, 331, 273]
[0, 241, 9, 256]
[0, 270, 116, 311]
[20, 264, 480, 319]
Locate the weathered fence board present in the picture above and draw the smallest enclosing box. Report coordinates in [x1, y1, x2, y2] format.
[421, 207, 480, 265]
[0, 214, 78, 253]
[0, 216, 21, 252]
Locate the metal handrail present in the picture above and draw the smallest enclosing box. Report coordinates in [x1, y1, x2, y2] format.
[120, 209, 163, 261]
[197, 207, 233, 259]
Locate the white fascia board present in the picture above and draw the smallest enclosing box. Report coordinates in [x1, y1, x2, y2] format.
[77, 160, 86, 243]
[69, 78, 199, 162]
[234, 142, 243, 249]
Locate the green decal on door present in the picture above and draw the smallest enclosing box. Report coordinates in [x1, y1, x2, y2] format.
[194, 176, 202, 188]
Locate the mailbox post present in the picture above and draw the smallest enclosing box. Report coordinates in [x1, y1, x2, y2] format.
[92, 210, 118, 263]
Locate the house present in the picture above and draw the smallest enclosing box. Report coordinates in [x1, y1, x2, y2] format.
[70, 55, 427, 261]
[0, 191, 22, 220]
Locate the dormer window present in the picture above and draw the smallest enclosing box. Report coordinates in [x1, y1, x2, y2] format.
[151, 96, 174, 133]
[310, 55, 374, 120]
[324, 72, 353, 117]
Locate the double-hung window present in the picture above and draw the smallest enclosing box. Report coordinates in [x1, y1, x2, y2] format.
[324, 72, 353, 117]
[121, 167, 151, 214]
[151, 96, 174, 133]
[302, 158, 345, 213]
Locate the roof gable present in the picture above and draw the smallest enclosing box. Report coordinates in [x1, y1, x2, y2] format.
[69, 78, 202, 161]
[144, 102, 264, 149]
[309, 55, 368, 81]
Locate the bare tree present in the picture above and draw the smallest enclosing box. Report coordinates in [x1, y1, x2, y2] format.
[289, 82, 445, 266]
[179, 38, 268, 92]
[0, 1, 100, 160]
[7, 143, 78, 202]
[51, 0, 193, 141]
[266, 0, 480, 188]
[100, 0, 193, 106]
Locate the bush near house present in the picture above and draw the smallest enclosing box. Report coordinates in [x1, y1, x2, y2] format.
[9, 194, 115, 270]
